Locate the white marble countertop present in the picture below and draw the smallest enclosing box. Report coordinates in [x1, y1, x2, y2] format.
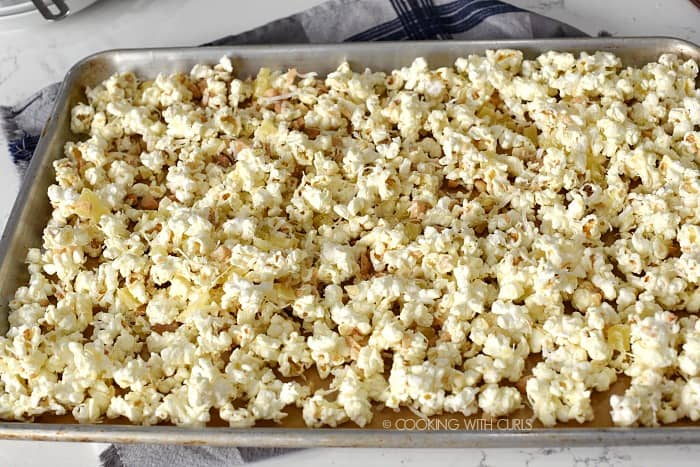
[0, 0, 699, 466]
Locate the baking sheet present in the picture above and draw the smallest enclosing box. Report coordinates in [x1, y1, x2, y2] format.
[1, 37, 700, 446]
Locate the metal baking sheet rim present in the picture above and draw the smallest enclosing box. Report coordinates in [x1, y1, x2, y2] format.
[2, 37, 700, 446]
[1, 424, 700, 447]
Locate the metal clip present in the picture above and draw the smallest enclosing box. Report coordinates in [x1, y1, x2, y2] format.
[31, 0, 70, 21]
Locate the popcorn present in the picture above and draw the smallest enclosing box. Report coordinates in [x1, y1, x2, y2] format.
[2, 51, 700, 429]
[681, 378, 700, 421]
[70, 103, 94, 134]
[478, 385, 522, 417]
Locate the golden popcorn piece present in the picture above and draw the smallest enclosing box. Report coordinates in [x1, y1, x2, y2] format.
[607, 324, 631, 353]
[73, 188, 110, 223]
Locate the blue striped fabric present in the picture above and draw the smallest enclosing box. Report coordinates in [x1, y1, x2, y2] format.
[7, 132, 39, 171]
[348, 0, 521, 41]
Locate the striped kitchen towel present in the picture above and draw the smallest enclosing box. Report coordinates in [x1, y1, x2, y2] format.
[0, 1, 583, 466]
